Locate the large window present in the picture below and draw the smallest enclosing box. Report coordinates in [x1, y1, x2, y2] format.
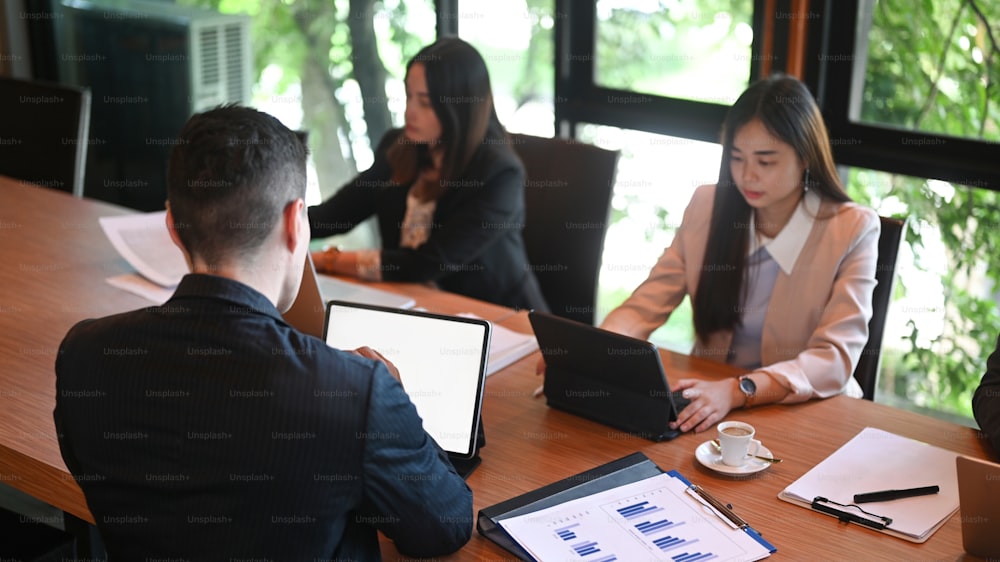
[595, 0, 754, 104]
[817, 0, 1000, 423]
[456, 0, 556, 137]
[845, 167, 998, 422]
[856, 0, 999, 143]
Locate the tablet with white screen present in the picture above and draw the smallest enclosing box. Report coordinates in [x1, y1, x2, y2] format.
[323, 300, 490, 466]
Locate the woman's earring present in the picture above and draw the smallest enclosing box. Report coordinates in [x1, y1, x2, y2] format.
[803, 168, 811, 191]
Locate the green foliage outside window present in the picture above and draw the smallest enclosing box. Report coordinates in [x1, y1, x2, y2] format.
[852, 0, 999, 420]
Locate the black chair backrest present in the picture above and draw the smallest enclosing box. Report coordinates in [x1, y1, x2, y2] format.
[0, 76, 91, 197]
[854, 215, 907, 400]
[511, 133, 620, 325]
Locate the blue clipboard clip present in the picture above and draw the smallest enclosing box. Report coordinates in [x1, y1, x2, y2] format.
[811, 496, 892, 530]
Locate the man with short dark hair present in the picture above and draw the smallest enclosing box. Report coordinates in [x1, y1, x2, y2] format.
[54, 105, 472, 560]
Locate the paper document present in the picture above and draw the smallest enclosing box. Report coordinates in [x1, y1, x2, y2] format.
[106, 273, 175, 304]
[99, 211, 188, 287]
[459, 313, 538, 375]
[779, 427, 958, 542]
[498, 472, 772, 561]
[317, 274, 416, 310]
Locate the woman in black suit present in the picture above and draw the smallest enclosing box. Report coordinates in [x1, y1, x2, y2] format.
[309, 37, 547, 311]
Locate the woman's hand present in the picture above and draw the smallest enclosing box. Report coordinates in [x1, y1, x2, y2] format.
[312, 247, 360, 278]
[312, 247, 340, 274]
[533, 357, 546, 398]
[668, 378, 741, 433]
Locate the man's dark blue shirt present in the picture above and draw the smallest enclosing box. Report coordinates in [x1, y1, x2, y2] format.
[55, 274, 472, 561]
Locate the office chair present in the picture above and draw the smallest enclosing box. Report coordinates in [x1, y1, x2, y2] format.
[0, 76, 91, 197]
[853, 215, 907, 400]
[510, 133, 620, 325]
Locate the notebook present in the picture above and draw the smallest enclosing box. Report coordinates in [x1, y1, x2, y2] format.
[323, 300, 490, 478]
[956, 455, 1000, 558]
[528, 311, 690, 442]
[283, 254, 415, 338]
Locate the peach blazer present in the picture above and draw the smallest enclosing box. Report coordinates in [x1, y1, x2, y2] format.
[601, 184, 880, 402]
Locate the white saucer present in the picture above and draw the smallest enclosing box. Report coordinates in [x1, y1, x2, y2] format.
[695, 440, 774, 475]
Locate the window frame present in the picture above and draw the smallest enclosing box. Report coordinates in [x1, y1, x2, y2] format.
[815, 0, 999, 191]
[551, 0, 768, 143]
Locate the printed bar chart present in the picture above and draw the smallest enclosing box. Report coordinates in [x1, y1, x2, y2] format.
[671, 551, 718, 562]
[615, 498, 716, 559]
[497, 472, 773, 562]
[572, 540, 600, 556]
[636, 518, 682, 535]
[556, 523, 580, 541]
[617, 500, 664, 520]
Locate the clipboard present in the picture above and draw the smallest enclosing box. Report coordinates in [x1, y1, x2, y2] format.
[777, 427, 959, 543]
[477, 452, 776, 561]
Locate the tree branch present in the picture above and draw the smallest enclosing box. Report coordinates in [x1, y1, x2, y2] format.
[965, 0, 997, 138]
[914, 4, 965, 128]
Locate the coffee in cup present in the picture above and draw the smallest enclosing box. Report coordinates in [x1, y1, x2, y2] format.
[717, 421, 761, 467]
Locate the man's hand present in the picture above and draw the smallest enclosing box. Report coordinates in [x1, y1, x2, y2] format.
[351, 346, 402, 385]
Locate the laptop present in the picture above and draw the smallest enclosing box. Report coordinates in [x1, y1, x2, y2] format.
[323, 300, 490, 478]
[283, 254, 415, 338]
[529, 311, 690, 442]
[956, 455, 1000, 558]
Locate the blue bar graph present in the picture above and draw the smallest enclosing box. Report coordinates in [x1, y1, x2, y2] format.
[617, 500, 649, 516]
[635, 518, 682, 535]
[654, 535, 702, 552]
[555, 522, 580, 541]
[616, 500, 665, 520]
[591, 557, 617, 562]
[571, 540, 600, 556]
[672, 552, 718, 562]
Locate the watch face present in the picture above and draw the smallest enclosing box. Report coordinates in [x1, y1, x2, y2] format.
[740, 376, 756, 394]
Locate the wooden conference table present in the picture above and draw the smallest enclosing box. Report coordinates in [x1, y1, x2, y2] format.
[0, 177, 993, 561]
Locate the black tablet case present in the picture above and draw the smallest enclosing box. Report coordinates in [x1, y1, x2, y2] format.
[477, 452, 663, 561]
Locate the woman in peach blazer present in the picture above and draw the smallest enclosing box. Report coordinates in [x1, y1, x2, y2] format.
[601, 75, 879, 434]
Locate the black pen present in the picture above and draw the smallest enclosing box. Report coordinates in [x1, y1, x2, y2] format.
[853, 485, 940, 503]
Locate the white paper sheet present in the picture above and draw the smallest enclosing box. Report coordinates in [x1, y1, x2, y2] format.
[99, 211, 188, 287]
[106, 273, 175, 304]
[779, 427, 959, 541]
[498, 472, 772, 562]
[458, 313, 538, 376]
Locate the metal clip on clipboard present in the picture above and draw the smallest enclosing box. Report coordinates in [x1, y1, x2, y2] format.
[687, 485, 751, 530]
[811, 496, 893, 530]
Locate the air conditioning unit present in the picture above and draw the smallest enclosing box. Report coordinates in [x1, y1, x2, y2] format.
[56, 0, 252, 210]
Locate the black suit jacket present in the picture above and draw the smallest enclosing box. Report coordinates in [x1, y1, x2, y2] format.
[974, 333, 1000, 455]
[54, 275, 472, 561]
[309, 129, 547, 311]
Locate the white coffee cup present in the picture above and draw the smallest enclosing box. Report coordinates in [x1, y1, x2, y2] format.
[717, 421, 761, 467]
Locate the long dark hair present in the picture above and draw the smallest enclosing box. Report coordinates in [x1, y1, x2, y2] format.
[387, 37, 505, 200]
[692, 75, 851, 343]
